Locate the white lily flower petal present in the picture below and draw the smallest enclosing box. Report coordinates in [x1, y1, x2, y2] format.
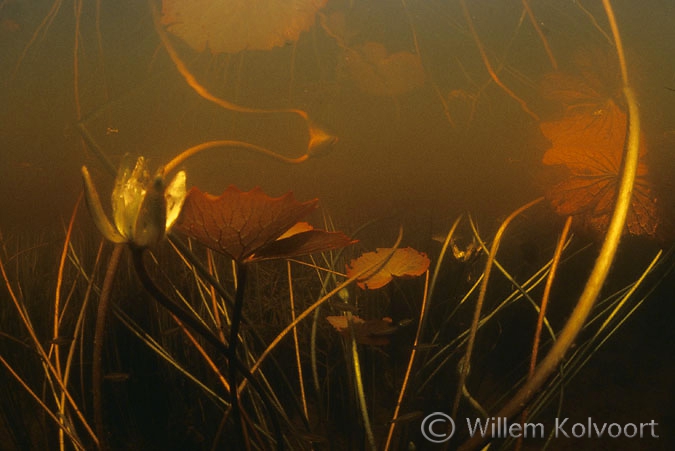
[164, 170, 187, 231]
[113, 157, 150, 241]
[82, 156, 188, 247]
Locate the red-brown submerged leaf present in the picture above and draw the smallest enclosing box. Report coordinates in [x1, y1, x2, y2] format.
[277, 221, 314, 239]
[540, 71, 607, 114]
[346, 247, 430, 290]
[250, 228, 357, 262]
[175, 185, 318, 261]
[540, 100, 659, 237]
[540, 49, 621, 114]
[326, 315, 393, 346]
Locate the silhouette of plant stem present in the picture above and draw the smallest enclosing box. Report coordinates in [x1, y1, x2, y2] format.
[384, 270, 430, 451]
[287, 261, 309, 421]
[92, 243, 123, 451]
[169, 234, 308, 429]
[227, 262, 248, 449]
[131, 247, 284, 450]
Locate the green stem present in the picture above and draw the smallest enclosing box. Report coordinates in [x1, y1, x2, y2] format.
[92, 243, 123, 451]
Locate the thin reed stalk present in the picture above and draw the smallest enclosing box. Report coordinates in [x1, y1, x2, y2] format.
[384, 270, 430, 450]
[452, 197, 543, 418]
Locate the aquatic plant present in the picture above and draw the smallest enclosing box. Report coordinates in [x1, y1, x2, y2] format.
[336, 245, 430, 449]
[4, 1, 673, 450]
[78, 156, 187, 450]
[150, 1, 338, 175]
[174, 186, 354, 262]
[342, 42, 426, 97]
[540, 97, 659, 237]
[172, 183, 354, 447]
[75, 139, 359, 447]
[161, 0, 328, 54]
[458, 1, 648, 448]
[346, 246, 430, 290]
[0, 203, 100, 450]
[326, 315, 397, 347]
[81, 157, 187, 248]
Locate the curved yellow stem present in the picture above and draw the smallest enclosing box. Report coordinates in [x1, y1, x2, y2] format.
[149, 1, 337, 172]
[163, 140, 309, 175]
[459, 0, 640, 448]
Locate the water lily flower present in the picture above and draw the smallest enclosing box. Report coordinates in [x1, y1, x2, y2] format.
[81, 156, 187, 247]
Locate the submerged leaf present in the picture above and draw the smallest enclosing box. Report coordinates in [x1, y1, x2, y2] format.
[540, 99, 659, 237]
[251, 223, 356, 261]
[346, 247, 430, 290]
[540, 49, 621, 115]
[175, 186, 354, 262]
[343, 42, 425, 97]
[326, 315, 394, 346]
[161, 0, 327, 54]
[540, 71, 607, 114]
[176, 186, 316, 260]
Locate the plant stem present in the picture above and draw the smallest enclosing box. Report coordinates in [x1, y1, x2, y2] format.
[458, 1, 640, 448]
[452, 197, 543, 418]
[228, 262, 248, 448]
[287, 261, 309, 420]
[132, 247, 230, 355]
[516, 216, 571, 451]
[132, 249, 283, 450]
[384, 271, 430, 450]
[348, 313, 376, 451]
[92, 243, 123, 451]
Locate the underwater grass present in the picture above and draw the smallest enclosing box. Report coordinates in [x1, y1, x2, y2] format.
[0, 227, 99, 450]
[0, 193, 670, 450]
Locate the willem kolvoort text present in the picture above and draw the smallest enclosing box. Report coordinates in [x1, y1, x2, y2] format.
[466, 417, 659, 439]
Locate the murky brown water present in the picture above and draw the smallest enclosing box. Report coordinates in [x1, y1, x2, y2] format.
[1, 1, 674, 449]
[3, 0, 672, 238]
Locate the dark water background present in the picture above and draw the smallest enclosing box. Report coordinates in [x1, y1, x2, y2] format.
[1, 0, 674, 449]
